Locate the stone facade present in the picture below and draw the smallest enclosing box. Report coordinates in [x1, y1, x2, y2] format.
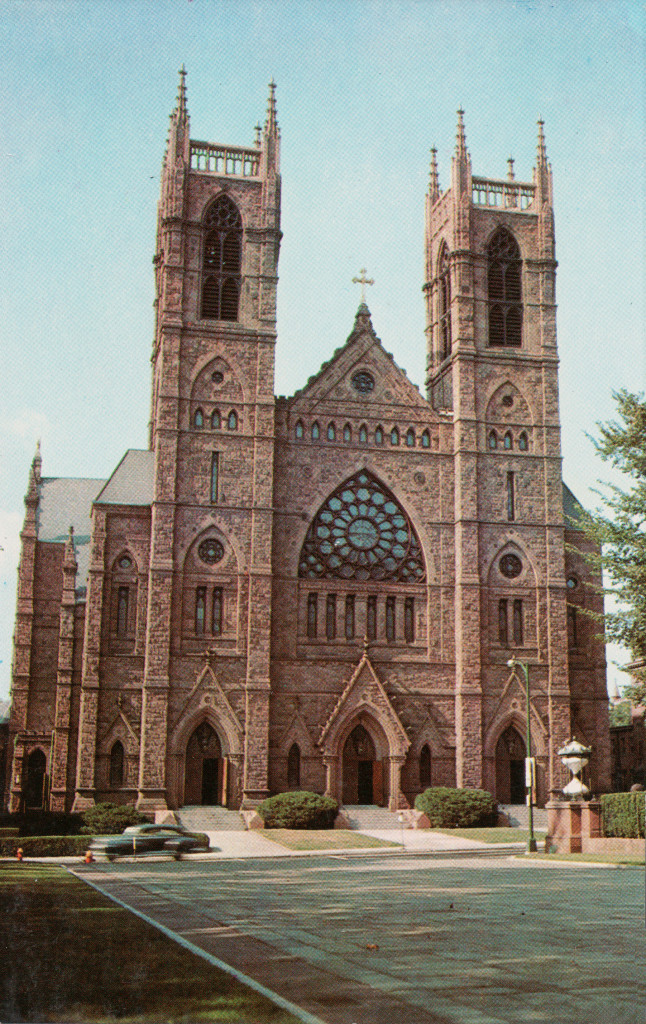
[4, 76, 611, 816]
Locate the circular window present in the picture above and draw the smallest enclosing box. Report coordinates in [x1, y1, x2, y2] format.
[499, 554, 522, 578]
[566, 576, 578, 590]
[211, 371, 224, 384]
[298, 470, 425, 582]
[501, 395, 514, 408]
[118, 555, 132, 570]
[351, 371, 375, 394]
[198, 539, 224, 565]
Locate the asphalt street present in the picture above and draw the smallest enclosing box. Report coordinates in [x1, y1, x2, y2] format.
[74, 852, 644, 1024]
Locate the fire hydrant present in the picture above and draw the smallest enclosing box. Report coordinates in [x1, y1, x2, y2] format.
[84, 850, 94, 864]
[16, 847, 23, 862]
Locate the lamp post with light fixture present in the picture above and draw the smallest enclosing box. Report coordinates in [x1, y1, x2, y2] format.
[507, 657, 537, 853]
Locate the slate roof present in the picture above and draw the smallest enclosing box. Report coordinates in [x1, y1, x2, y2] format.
[562, 483, 586, 528]
[95, 450, 154, 507]
[38, 476, 105, 592]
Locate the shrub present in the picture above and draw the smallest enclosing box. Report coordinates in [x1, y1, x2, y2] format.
[601, 792, 645, 838]
[80, 802, 147, 835]
[0, 811, 83, 836]
[414, 787, 497, 828]
[0, 835, 90, 857]
[258, 791, 338, 829]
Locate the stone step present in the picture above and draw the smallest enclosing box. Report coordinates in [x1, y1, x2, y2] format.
[342, 805, 405, 830]
[499, 804, 548, 830]
[176, 805, 247, 831]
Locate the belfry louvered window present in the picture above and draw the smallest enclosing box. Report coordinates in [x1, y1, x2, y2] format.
[201, 195, 242, 321]
[488, 228, 522, 347]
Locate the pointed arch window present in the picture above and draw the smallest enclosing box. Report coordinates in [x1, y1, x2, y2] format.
[194, 408, 204, 429]
[311, 421, 320, 441]
[343, 423, 352, 442]
[298, 469, 426, 582]
[211, 410, 221, 430]
[227, 410, 238, 431]
[518, 431, 528, 451]
[406, 428, 415, 447]
[438, 246, 451, 360]
[287, 743, 301, 789]
[201, 194, 242, 321]
[504, 431, 513, 450]
[117, 587, 129, 637]
[488, 228, 522, 346]
[327, 422, 336, 441]
[109, 741, 125, 788]
[489, 431, 498, 449]
[295, 420, 304, 440]
[359, 424, 368, 443]
[390, 426, 400, 446]
[212, 587, 223, 635]
[421, 429, 430, 449]
[375, 425, 384, 445]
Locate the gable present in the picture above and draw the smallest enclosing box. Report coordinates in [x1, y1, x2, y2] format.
[288, 304, 438, 419]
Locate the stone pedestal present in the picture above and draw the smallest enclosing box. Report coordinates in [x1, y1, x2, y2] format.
[546, 799, 602, 853]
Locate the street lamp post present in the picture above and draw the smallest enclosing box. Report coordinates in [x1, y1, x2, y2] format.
[507, 657, 538, 853]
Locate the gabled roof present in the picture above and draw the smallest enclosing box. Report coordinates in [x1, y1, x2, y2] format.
[38, 476, 106, 590]
[562, 482, 586, 528]
[95, 449, 154, 507]
[288, 304, 436, 417]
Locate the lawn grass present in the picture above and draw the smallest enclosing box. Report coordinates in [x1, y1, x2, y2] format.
[261, 829, 401, 851]
[0, 863, 301, 1023]
[521, 851, 644, 866]
[429, 827, 546, 844]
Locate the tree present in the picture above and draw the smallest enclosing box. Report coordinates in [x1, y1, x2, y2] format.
[578, 390, 646, 692]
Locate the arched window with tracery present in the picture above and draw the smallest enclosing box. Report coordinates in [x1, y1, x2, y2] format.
[488, 228, 522, 346]
[438, 246, 451, 360]
[295, 420, 304, 440]
[201, 194, 242, 321]
[298, 470, 425, 583]
[109, 741, 125, 788]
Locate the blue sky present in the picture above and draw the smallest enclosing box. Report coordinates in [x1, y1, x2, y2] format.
[0, 0, 644, 698]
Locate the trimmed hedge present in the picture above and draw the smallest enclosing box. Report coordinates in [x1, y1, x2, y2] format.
[415, 787, 497, 828]
[258, 791, 338, 829]
[601, 792, 645, 839]
[80, 802, 147, 835]
[0, 811, 83, 836]
[0, 835, 91, 857]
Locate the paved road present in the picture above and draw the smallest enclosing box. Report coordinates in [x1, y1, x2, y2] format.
[75, 853, 644, 1024]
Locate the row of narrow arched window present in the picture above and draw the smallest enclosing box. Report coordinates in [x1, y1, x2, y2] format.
[295, 420, 431, 449]
[194, 408, 239, 431]
[488, 430, 529, 451]
[306, 592, 416, 643]
[201, 194, 242, 322]
[437, 227, 523, 356]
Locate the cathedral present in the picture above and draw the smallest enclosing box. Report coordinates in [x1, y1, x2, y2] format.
[5, 74, 611, 817]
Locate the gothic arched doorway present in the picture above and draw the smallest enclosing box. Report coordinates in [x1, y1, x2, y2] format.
[184, 722, 224, 806]
[495, 725, 526, 804]
[342, 724, 383, 805]
[24, 749, 47, 809]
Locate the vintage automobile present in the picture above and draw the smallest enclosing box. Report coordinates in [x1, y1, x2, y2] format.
[89, 823, 210, 860]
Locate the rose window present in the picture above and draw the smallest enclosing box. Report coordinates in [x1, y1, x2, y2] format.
[298, 470, 425, 582]
[198, 539, 224, 565]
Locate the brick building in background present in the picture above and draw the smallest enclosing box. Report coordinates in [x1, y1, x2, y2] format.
[4, 74, 610, 816]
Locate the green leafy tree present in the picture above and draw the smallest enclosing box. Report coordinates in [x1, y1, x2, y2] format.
[580, 390, 646, 692]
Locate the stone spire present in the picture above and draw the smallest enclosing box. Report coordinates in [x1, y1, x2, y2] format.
[162, 67, 190, 219]
[26, 440, 41, 504]
[63, 525, 77, 574]
[261, 79, 280, 176]
[428, 147, 440, 203]
[173, 64, 189, 129]
[455, 108, 469, 163]
[533, 119, 553, 205]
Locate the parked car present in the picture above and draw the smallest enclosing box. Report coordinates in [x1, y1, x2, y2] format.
[89, 823, 210, 860]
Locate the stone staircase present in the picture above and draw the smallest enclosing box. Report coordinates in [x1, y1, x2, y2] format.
[499, 804, 548, 831]
[342, 805, 406, 830]
[177, 805, 247, 831]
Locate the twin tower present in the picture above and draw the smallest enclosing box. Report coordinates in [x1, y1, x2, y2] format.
[6, 74, 609, 818]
